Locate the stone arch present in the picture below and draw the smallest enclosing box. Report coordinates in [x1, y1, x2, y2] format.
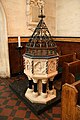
[0, 2, 10, 77]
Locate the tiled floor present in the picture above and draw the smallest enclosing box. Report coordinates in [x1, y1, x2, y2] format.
[0, 75, 61, 120]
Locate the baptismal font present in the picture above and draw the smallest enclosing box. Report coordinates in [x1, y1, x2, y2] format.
[23, 6, 59, 104]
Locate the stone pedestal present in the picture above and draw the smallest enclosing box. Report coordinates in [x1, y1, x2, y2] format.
[24, 55, 58, 104]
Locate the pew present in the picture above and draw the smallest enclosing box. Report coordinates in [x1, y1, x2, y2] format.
[53, 52, 76, 90]
[62, 81, 80, 120]
[58, 52, 76, 73]
[62, 60, 80, 85]
[54, 53, 76, 82]
[76, 52, 80, 60]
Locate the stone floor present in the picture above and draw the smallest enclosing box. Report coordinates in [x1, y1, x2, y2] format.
[0, 74, 61, 120]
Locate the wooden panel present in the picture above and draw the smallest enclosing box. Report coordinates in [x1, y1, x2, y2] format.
[55, 37, 80, 42]
[62, 83, 78, 120]
[62, 60, 80, 85]
[76, 105, 80, 120]
[59, 53, 76, 67]
[8, 37, 29, 43]
[56, 41, 80, 55]
[62, 81, 80, 120]
[8, 42, 26, 76]
[8, 37, 80, 76]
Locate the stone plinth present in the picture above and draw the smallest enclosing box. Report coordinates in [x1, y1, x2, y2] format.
[24, 55, 58, 104]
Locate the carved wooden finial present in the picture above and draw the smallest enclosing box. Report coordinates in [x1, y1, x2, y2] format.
[38, 4, 45, 18]
[41, 5, 43, 15]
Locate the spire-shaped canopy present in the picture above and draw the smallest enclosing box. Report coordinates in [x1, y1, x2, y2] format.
[25, 7, 58, 58]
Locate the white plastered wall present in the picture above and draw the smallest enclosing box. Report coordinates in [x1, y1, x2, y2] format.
[1, 0, 27, 36]
[56, 0, 80, 36]
[45, 0, 56, 35]
[0, 1, 10, 77]
[1, 0, 56, 36]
